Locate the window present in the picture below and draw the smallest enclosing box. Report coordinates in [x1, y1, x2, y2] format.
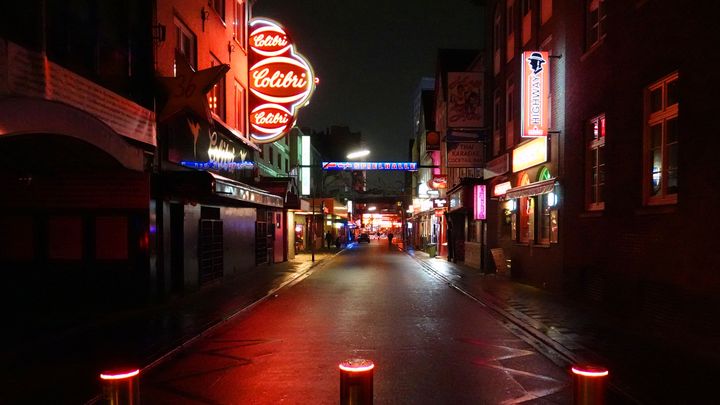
[95, 217, 128, 260]
[506, 77, 515, 149]
[521, 0, 532, 45]
[175, 17, 197, 71]
[586, 0, 606, 50]
[541, 0, 553, 24]
[494, 5, 502, 74]
[234, 80, 246, 135]
[493, 89, 503, 156]
[587, 114, 606, 210]
[536, 167, 553, 245]
[644, 72, 679, 205]
[209, 55, 226, 121]
[517, 173, 532, 244]
[210, 0, 225, 21]
[506, 0, 515, 62]
[234, 1, 246, 49]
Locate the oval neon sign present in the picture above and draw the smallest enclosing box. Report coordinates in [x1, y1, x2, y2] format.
[249, 18, 315, 144]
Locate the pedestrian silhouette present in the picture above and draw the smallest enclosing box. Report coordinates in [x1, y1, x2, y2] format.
[325, 231, 333, 249]
[387, 232, 393, 248]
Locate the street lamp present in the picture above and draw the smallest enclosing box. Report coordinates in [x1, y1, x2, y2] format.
[346, 149, 370, 160]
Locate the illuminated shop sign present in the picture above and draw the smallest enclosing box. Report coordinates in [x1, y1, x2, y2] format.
[429, 175, 448, 189]
[249, 18, 315, 144]
[521, 51, 549, 138]
[473, 185, 486, 220]
[513, 137, 548, 172]
[181, 161, 254, 170]
[493, 181, 512, 197]
[433, 199, 448, 208]
[322, 162, 418, 171]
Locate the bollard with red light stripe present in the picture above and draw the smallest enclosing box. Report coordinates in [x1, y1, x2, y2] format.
[99, 368, 140, 405]
[339, 358, 374, 405]
[571, 364, 608, 405]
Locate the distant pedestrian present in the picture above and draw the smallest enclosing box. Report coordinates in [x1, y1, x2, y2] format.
[387, 232, 394, 248]
[325, 231, 333, 249]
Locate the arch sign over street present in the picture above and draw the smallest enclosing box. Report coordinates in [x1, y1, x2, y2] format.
[249, 18, 315, 144]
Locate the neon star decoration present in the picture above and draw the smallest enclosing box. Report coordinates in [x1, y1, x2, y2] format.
[249, 18, 315, 144]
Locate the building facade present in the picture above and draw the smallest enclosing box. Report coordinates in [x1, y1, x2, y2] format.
[485, 0, 720, 329]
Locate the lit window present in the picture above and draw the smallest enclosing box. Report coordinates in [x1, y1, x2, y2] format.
[644, 72, 678, 205]
[587, 114, 606, 210]
[175, 17, 197, 71]
[209, 55, 226, 121]
[586, 0, 606, 50]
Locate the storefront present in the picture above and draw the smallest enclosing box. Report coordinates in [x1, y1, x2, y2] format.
[489, 135, 562, 287]
[446, 179, 487, 269]
[158, 113, 283, 292]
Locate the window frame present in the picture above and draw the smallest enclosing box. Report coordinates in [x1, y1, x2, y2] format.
[210, 0, 225, 23]
[174, 17, 197, 70]
[585, 0, 607, 50]
[586, 114, 606, 211]
[643, 72, 679, 206]
[233, 0, 247, 51]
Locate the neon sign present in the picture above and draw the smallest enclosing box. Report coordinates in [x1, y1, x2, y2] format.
[521, 51, 549, 138]
[473, 185, 486, 220]
[180, 161, 254, 170]
[249, 18, 315, 144]
[322, 162, 418, 171]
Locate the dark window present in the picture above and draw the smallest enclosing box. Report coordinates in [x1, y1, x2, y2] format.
[210, 0, 225, 21]
[586, 0, 607, 49]
[586, 114, 606, 210]
[175, 17, 197, 70]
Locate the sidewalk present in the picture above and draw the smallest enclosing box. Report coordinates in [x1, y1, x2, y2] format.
[2, 249, 338, 405]
[405, 248, 717, 404]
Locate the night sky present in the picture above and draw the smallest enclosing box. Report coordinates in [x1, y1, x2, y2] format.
[253, 0, 485, 162]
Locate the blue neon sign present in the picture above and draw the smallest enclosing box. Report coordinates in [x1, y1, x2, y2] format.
[322, 162, 418, 171]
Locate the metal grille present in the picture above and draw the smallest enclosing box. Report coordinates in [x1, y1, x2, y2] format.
[199, 219, 223, 285]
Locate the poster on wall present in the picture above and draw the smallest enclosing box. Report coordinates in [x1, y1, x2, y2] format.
[447, 72, 484, 128]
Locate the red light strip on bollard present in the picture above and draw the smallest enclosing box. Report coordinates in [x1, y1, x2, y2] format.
[339, 360, 375, 373]
[571, 366, 609, 378]
[100, 369, 140, 380]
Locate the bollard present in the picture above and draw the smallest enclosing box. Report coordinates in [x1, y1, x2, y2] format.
[571, 364, 608, 405]
[99, 368, 140, 405]
[339, 358, 374, 405]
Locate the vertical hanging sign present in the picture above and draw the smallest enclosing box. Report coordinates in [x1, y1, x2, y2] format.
[521, 51, 549, 138]
[248, 18, 315, 144]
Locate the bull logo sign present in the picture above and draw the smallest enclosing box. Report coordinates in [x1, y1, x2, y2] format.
[249, 18, 315, 144]
[521, 51, 549, 138]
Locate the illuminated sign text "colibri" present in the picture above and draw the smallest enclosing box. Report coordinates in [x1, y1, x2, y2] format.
[322, 162, 418, 171]
[248, 18, 315, 144]
[521, 51, 549, 138]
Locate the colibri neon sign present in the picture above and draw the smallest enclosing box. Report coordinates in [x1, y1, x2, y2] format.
[521, 51, 549, 138]
[249, 18, 315, 144]
[322, 162, 418, 171]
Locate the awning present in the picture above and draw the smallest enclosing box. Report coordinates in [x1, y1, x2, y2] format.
[503, 178, 556, 200]
[159, 171, 283, 208]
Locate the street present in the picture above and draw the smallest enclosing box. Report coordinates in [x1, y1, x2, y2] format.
[141, 241, 572, 404]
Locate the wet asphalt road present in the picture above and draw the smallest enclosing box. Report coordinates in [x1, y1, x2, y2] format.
[141, 241, 574, 404]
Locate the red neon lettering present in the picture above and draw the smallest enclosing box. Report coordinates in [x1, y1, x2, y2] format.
[252, 68, 308, 89]
[252, 34, 288, 49]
